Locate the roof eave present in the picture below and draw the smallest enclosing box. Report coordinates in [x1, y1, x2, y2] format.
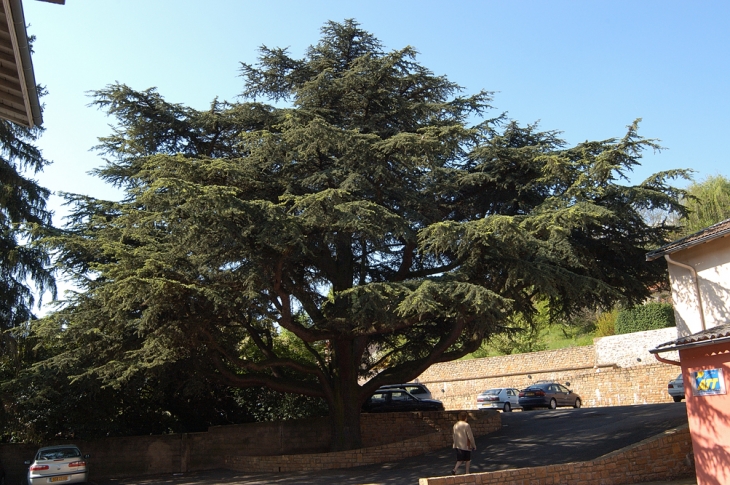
[3, 0, 42, 127]
[650, 335, 730, 354]
[646, 223, 730, 262]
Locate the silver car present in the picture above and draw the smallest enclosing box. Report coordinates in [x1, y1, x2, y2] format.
[26, 445, 89, 485]
[668, 373, 685, 402]
[477, 387, 522, 412]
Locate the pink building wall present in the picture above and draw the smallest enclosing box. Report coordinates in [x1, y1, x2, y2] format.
[681, 342, 730, 485]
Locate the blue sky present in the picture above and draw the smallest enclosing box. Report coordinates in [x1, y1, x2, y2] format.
[23, 0, 730, 225]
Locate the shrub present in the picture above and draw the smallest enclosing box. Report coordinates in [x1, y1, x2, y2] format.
[595, 308, 618, 337]
[615, 302, 676, 334]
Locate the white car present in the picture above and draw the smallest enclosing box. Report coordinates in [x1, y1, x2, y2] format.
[25, 445, 89, 485]
[668, 374, 685, 402]
[477, 387, 522, 412]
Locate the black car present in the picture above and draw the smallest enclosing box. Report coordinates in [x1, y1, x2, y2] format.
[363, 388, 444, 413]
[1, 460, 5, 485]
[518, 382, 582, 410]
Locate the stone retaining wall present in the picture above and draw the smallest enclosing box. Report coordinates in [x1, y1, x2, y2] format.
[416, 328, 683, 410]
[417, 346, 596, 384]
[418, 425, 694, 485]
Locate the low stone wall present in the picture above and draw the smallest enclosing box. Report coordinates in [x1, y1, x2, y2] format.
[0, 411, 496, 483]
[227, 430, 447, 473]
[226, 410, 501, 473]
[418, 424, 694, 485]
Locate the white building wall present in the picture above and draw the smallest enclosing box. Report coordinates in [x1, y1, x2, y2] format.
[666, 235, 730, 337]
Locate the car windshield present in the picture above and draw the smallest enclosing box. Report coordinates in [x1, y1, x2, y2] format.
[391, 391, 416, 401]
[483, 389, 501, 395]
[37, 448, 81, 460]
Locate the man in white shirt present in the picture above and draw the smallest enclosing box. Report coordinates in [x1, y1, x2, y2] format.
[452, 411, 476, 474]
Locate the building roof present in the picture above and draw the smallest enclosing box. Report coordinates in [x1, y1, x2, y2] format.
[646, 218, 730, 262]
[0, 0, 53, 127]
[650, 323, 730, 354]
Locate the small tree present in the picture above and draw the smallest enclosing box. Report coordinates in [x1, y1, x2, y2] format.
[35, 20, 687, 450]
[681, 175, 730, 235]
[595, 308, 618, 337]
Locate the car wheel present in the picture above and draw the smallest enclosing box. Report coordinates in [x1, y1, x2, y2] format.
[673, 396, 683, 402]
[574, 398, 582, 408]
[503, 402, 511, 412]
[549, 398, 557, 410]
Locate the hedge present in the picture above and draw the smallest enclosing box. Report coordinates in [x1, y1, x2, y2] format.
[615, 302, 676, 335]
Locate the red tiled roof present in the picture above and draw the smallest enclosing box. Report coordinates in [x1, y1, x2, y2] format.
[650, 323, 730, 354]
[646, 218, 730, 261]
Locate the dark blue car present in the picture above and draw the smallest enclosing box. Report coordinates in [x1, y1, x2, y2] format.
[518, 382, 582, 410]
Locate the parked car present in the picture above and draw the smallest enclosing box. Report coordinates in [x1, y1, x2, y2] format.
[25, 445, 90, 485]
[518, 382, 582, 410]
[668, 373, 685, 402]
[1, 459, 5, 485]
[476, 387, 522, 412]
[363, 388, 444, 413]
[377, 383, 433, 400]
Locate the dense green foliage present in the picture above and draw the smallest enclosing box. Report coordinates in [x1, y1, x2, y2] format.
[0, 116, 56, 441]
[681, 175, 730, 235]
[474, 300, 551, 356]
[470, 304, 598, 358]
[615, 302, 676, 334]
[27, 20, 687, 450]
[0, 119, 54, 332]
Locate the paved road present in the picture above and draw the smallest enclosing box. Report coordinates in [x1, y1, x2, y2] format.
[95, 403, 690, 485]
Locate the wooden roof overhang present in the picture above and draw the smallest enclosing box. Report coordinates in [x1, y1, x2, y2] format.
[0, 0, 45, 127]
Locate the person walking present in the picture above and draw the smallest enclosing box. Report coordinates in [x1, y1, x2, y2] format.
[452, 411, 476, 475]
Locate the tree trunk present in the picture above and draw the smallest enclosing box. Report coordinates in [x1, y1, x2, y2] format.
[328, 338, 365, 451]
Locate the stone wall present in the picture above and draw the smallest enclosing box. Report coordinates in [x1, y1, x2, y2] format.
[226, 410, 501, 473]
[418, 425, 694, 485]
[594, 327, 679, 368]
[418, 346, 596, 383]
[415, 328, 682, 410]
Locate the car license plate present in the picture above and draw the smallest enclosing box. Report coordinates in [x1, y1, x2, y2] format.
[50, 476, 69, 482]
[525, 392, 534, 396]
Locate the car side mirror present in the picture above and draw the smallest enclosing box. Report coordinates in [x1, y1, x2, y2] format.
[84, 454, 90, 459]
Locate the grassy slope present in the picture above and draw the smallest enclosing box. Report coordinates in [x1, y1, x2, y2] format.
[467, 322, 599, 359]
